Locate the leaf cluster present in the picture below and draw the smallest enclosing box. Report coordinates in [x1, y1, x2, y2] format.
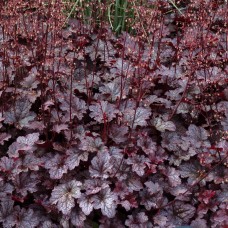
[0, 0, 227, 227]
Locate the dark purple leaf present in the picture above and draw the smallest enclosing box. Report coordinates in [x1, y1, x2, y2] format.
[166, 167, 182, 187]
[7, 133, 39, 158]
[44, 154, 68, 179]
[79, 134, 105, 152]
[83, 178, 110, 195]
[78, 194, 94, 215]
[153, 213, 168, 227]
[185, 124, 211, 148]
[179, 161, 206, 185]
[59, 93, 87, 120]
[126, 155, 150, 176]
[123, 107, 151, 129]
[0, 157, 15, 173]
[17, 132, 39, 147]
[73, 73, 101, 94]
[66, 147, 89, 170]
[89, 151, 113, 179]
[4, 97, 36, 128]
[89, 101, 119, 123]
[165, 201, 196, 226]
[153, 116, 176, 132]
[39, 221, 59, 228]
[125, 175, 143, 192]
[161, 132, 196, 165]
[109, 124, 128, 144]
[119, 193, 138, 211]
[50, 180, 82, 215]
[139, 189, 165, 210]
[92, 187, 117, 218]
[144, 181, 162, 195]
[99, 217, 125, 228]
[13, 172, 39, 197]
[70, 207, 86, 227]
[211, 204, 228, 228]
[137, 133, 157, 155]
[10, 206, 40, 228]
[190, 218, 207, 228]
[21, 67, 39, 89]
[21, 154, 41, 171]
[0, 181, 14, 198]
[0, 198, 14, 228]
[99, 78, 129, 101]
[52, 124, 69, 133]
[143, 95, 171, 108]
[0, 133, 11, 145]
[125, 212, 148, 228]
[7, 142, 23, 158]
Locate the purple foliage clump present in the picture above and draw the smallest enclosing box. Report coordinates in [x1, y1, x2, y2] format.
[0, 0, 227, 227]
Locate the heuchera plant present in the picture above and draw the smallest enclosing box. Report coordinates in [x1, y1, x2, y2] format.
[0, 0, 227, 227]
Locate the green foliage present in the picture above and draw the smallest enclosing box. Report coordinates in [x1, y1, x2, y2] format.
[62, 0, 158, 35]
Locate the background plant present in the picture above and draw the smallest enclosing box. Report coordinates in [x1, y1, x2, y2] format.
[62, 0, 187, 35]
[0, 0, 227, 227]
